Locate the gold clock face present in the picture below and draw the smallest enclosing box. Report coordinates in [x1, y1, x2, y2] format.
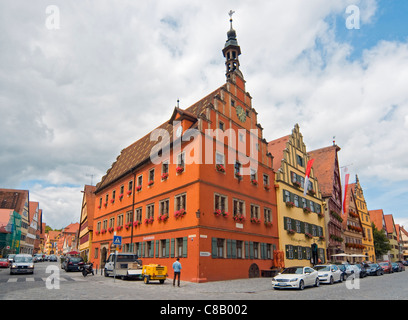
[236, 105, 246, 122]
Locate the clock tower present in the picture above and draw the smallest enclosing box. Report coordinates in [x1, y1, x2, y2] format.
[222, 10, 243, 82]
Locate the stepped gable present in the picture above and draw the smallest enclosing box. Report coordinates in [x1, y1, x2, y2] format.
[95, 85, 225, 193]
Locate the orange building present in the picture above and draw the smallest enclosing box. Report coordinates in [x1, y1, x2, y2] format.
[91, 16, 279, 282]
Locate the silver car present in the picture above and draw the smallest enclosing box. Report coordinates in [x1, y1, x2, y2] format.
[10, 254, 34, 275]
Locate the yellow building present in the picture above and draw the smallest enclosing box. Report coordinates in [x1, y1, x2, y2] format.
[353, 176, 375, 262]
[268, 124, 326, 268]
[384, 214, 399, 262]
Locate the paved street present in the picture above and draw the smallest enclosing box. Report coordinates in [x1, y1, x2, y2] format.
[1, 261, 408, 302]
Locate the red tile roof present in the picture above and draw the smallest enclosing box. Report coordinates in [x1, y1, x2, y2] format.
[369, 209, 385, 231]
[384, 214, 395, 235]
[95, 85, 226, 193]
[308, 145, 340, 197]
[267, 135, 291, 171]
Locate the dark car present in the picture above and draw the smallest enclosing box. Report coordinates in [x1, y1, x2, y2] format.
[64, 256, 84, 272]
[364, 263, 384, 276]
[378, 261, 393, 274]
[354, 263, 368, 278]
[391, 262, 401, 272]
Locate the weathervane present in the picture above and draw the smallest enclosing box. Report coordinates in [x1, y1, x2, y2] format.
[228, 10, 235, 28]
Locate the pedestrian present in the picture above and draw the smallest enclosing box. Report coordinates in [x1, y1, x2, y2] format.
[172, 258, 182, 287]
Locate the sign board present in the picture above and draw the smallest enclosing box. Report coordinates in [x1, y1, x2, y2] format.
[113, 235, 122, 246]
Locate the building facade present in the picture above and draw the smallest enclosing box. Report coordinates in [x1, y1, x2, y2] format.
[308, 145, 344, 262]
[79, 185, 96, 262]
[91, 17, 280, 282]
[343, 184, 365, 262]
[268, 124, 327, 268]
[353, 176, 375, 262]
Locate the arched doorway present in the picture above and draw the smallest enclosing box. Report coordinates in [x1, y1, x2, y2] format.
[248, 263, 259, 278]
[100, 247, 108, 269]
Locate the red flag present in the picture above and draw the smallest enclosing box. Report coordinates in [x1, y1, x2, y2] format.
[304, 159, 315, 196]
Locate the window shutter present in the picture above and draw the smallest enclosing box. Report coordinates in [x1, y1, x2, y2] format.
[285, 245, 290, 259]
[165, 239, 169, 258]
[171, 239, 175, 258]
[183, 237, 188, 258]
[141, 242, 145, 258]
[249, 242, 254, 259]
[212, 238, 217, 258]
[300, 221, 305, 234]
[245, 241, 249, 259]
[227, 239, 232, 258]
[283, 217, 288, 230]
[231, 240, 237, 259]
[302, 247, 307, 260]
[155, 240, 159, 258]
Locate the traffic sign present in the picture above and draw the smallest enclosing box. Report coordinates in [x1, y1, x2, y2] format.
[113, 235, 122, 246]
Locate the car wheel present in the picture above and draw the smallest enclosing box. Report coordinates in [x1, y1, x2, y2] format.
[329, 276, 334, 285]
[298, 280, 305, 290]
[144, 276, 150, 284]
[104, 269, 109, 277]
[315, 278, 320, 287]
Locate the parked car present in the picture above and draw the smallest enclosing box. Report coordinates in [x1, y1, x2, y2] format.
[10, 254, 34, 275]
[33, 254, 43, 262]
[64, 256, 84, 272]
[391, 262, 402, 272]
[354, 263, 368, 278]
[378, 261, 393, 274]
[48, 255, 58, 262]
[0, 258, 9, 268]
[349, 264, 361, 278]
[314, 264, 343, 284]
[104, 253, 143, 280]
[364, 263, 384, 276]
[397, 262, 406, 271]
[271, 266, 320, 290]
[335, 264, 354, 280]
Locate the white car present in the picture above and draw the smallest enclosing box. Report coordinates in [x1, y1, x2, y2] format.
[271, 266, 320, 290]
[314, 264, 343, 284]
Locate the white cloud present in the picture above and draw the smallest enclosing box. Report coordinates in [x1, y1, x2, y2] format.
[1, 0, 407, 227]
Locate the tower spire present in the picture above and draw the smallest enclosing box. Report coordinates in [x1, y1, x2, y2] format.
[222, 10, 242, 81]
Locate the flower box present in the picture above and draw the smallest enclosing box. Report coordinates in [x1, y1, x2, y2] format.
[110, 199, 115, 204]
[308, 189, 316, 196]
[148, 180, 154, 186]
[174, 208, 186, 219]
[127, 190, 132, 196]
[317, 212, 324, 218]
[144, 218, 154, 224]
[136, 185, 142, 192]
[95, 231, 100, 235]
[287, 229, 296, 235]
[293, 181, 301, 188]
[108, 227, 114, 233]
[305, 233, 313, 239]
[118, 194, 124, 201]
[104, 202, 108, 207]
[101, 229, 106, 234]
[116, 225, 123, 232]
[303, 207, 311, 214]
[161, 173, 169, 180]
[264, 221, 273, 227]
[125, 222, 132, 230]
[158, 214, 169, 222]
[233, 214, 246, 223]
[214, 209, 229, 217]
[250, 217, 261, 224]
[216, 164, 226, 172]
[264, 185, 270, 191]
[176, 166, 184, 174]
[251, 179, 258, 185]
[133, 221, 141, 227]
[285, 201, 295, 208]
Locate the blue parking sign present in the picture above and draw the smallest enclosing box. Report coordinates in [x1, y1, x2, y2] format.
[113, 235, 122, 246]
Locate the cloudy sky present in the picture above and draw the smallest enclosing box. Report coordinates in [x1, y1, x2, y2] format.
[1, 0, 407, 230]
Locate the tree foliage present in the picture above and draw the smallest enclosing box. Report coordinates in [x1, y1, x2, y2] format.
[372, 223, 391, 258]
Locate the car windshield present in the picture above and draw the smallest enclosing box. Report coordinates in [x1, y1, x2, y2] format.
[69, 257, 83, 263]
[14, 256, 33, 263]
[314, 266, 331, 271]
[369, 264, 378, 267]
[116, 255, 139, 262]
[281, 267, 304, 274]
[379, 262, 388, 266]
[0, 258, 7, 262]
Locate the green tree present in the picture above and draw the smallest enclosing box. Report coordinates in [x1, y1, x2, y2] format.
[372, 223, 391, 259]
